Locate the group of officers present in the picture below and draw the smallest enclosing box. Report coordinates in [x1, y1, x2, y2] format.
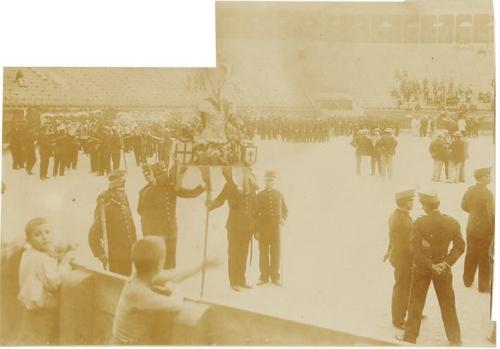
[350, 127, 398, 178]
[386, 166, 494, 345]
[88, 163, 288, 292]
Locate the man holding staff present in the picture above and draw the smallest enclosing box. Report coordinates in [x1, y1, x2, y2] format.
[207, 167, 258, 292]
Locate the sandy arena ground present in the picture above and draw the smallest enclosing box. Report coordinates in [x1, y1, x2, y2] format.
[1, 132, 495, 346]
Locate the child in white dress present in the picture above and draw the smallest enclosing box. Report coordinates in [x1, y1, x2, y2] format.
[17, 217, 75, 344]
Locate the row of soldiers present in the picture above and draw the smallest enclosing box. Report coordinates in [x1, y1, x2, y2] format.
[8, 120, 175, 180]
[255, 116, 402, 142]
[386, 167, 494, 345]
[88, 165, 288, 292]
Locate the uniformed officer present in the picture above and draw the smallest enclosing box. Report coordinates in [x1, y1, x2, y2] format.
[379, 128, 398, 178]
[24, 127, 37, 176]
[137, 163, 156, 235]
[384, 189, 415, 329]
[52, 126, 69, 177]
[110, 127, 122, 170]
[461, 167, 494, 293]
[255, 170, 288, 286]
[398, 191, 465, 345]
[138, 163, 206, 269]
[38, 125, 54, 180]
[88, 170, 137, 276]
[207, 167, 258, 291]
[350, 129, 373, 176]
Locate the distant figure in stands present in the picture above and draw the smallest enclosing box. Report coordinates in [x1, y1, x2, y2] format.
[350, 129, 373, 176]
[379, 128, 398, 178]
[384, 189, 414, 329]
[397, 191, 464, 346]
[37, 125, 54, 180]
[461, 167, 494, 293]
[88, 170, 137, 276]
[111, 236, 220, 345]
[15, 69, 27, 87]
[255, 170, 288, 286]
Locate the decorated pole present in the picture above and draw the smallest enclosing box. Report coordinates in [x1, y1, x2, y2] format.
[199, 166, 212, 298]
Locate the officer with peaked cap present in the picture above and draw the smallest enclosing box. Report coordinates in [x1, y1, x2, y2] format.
[461, 167, 494, 293]
[139, 163, 206, 269]
[207, 167, 259, 292]
[255, 170, 288, 286]
[379, 128, 398, 178]
[398, 190, 465, 345]
[384, 189, 415, 329]
[88, 169, 137, 276]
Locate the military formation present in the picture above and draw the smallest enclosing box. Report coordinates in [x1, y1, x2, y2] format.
[386, 166, 494, 345]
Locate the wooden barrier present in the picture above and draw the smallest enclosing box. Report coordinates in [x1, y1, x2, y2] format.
[2, 259, 396, 345]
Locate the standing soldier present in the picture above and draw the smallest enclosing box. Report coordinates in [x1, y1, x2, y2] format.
[52, 125, 68, 177]
[379, 128, 398, 178]
[88, 170, 137, 276]
[370, 129, 382, 176]
[461, 167, 494, 293]
[397, 191, 465, 346]
[9, 122, 26, 170]
[110, 127, 122, 170]
[137, 164, 156, 236]
[255, 170, 288, 286]
[38, 125, 54, 180]
[24, 127, 37, 176]
[207, 167, 258, 292]
[429, 132, 448, 182]
[384, 189, 415, 329]
[350, 129, 373, 176]
[138, 163, 206, 269]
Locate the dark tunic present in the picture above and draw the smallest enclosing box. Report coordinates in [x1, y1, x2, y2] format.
[139, 182, 204, 237]
[88, 190, 137, 276]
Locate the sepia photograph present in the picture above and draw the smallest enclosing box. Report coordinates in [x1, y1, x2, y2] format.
[0, 0, 496, 346]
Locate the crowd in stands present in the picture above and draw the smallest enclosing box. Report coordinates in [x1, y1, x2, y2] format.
[391, 70, 494, 110]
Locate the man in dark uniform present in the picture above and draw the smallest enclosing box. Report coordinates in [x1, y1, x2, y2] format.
[9, 122, 26, 170]
[88, 170, 137, 276]
[207, 167, 258, 292]
[350, 129, 373, 176]
[24, 127, 37, 175]
[137, 163, 156, 234]
[379, 128, 398, 178]
[53, 126, 68, 177]
[384, 189, 414, 329]
[461, 167, 494, 293]
[398, 191, 465, 345]
[138, 163, 206, 269]
[38, 125, 54, 180]
[110, 127, 122, 170]
[255, 170, 288, 286]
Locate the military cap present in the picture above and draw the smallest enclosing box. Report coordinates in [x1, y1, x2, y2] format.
[418, 190, 439, 204]
[384, 128, 393, 134]
[109, 178, 126, 189]
[474, 167, 492, 178]
[395, 189, 415, 201]
[264, 170, 277, 179]
[108, 169, 127, 182]
[151, 162, 167, 176]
